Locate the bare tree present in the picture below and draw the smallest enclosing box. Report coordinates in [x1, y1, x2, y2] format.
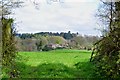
[91, 1, 120, 78]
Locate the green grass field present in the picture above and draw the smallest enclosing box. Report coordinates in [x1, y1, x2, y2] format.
[11, 49, 96, 78]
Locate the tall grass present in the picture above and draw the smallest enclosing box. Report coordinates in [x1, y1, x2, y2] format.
[3, 49, 97, 78]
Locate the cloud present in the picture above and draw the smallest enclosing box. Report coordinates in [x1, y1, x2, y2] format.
[13, 0, 101, 36]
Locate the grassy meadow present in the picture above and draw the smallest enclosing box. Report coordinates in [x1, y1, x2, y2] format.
[3, 49, 97, 78]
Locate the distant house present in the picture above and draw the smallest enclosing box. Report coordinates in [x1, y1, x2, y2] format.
[47, 43, 67, 49]
[47, 43, 59, 49]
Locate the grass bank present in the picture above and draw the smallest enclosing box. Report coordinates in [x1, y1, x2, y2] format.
[3, 49, 97, 78]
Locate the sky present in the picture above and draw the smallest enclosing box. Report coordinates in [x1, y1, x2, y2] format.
[13, 0, 102, 36]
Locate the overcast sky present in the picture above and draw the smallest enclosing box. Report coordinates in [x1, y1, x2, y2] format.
[13, 0, 101, 36]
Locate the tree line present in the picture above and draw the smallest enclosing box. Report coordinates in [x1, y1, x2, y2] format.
[16, 31, 78, 40]
[15, 31, 100, 51]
